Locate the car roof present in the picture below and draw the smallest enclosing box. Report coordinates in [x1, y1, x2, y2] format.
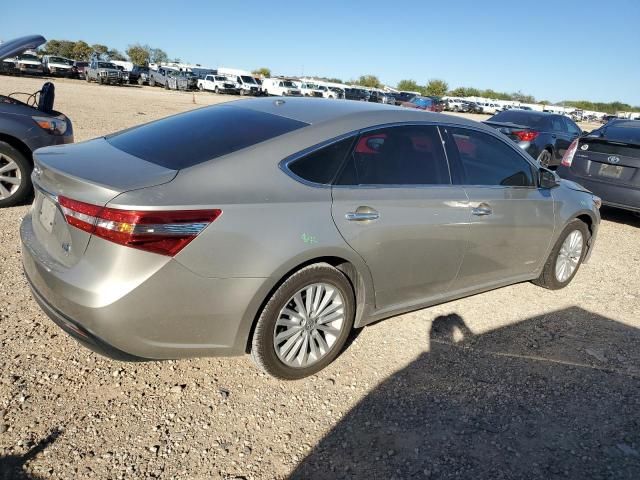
[227, 97, 486, 131]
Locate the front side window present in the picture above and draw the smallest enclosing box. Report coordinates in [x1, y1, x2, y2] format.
[443, 127, 535, 187]
[336, 126, 451, 186]
[564, 118, 581, 135]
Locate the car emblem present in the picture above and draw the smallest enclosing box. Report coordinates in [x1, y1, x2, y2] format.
[607, 156, 621, 164]
[580, 144, 589, 150]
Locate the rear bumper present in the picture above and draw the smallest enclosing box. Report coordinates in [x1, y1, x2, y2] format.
[557, 166, 640, 212]
[21, 214, 269, 360]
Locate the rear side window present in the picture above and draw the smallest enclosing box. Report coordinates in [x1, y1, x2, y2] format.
[443, 127, 535, 187]
[490, 111, 550, 130]
[288, 137, 355, 184]
[336, 125, 451, 186]
[107, 105, 307, 169]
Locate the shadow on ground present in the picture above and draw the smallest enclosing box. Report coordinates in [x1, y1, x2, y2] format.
[0, 428, 62, 480]
[291, 307, 640, 479]
[600, 206, 640, 227]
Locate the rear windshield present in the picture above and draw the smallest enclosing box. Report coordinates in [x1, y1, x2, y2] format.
[106, 105, 308, 169]
[599, 121, 640, 143]
[490, 111, 550, 129]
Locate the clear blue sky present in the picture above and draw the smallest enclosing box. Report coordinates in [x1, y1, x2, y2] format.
[4, 0, 640, 105]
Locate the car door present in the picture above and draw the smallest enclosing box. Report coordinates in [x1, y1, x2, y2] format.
[331, 125, 470, 310]
[440, 126, 555, 291]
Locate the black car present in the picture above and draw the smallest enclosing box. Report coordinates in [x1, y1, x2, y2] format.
[344, 88, 370, 101]
[0, 35, 74, 207]
[484, 110, 584, 167]
[557, 119, 640, 213]
[465, 101, 483, 114]
[129, 65, 149, 85]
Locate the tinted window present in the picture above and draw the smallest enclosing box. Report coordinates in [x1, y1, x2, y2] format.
[107, 105, 308, 169]
[443, 127, 535, 187]
[288, 137, 355, 184]
[600, 121, 640, 143]
[550, 116, 565, 132]
[336, 126, 450, 186]
[564, 118, 581, 135]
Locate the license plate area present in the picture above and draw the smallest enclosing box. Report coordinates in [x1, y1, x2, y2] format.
[598, 163, 623, 179]
[38, 196, 57, 233]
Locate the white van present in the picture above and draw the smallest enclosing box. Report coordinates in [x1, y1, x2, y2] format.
[217, 67, 261, 96]
[262, 78, 302, 96]
[41, 55, 74, 76]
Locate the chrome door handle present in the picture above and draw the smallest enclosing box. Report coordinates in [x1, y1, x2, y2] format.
[345, 211, 379, 221]
[471, 205, 492, 216]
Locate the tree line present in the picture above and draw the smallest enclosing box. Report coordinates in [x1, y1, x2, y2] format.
[36, 41, 639, 113]
[40, 39, 172, 66]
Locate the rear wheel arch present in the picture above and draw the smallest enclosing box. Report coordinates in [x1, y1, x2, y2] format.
[0, 134, 33, 166]
[244, 255, 371, 354]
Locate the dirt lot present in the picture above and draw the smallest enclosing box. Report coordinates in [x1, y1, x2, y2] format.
[1, 76, 639, 480]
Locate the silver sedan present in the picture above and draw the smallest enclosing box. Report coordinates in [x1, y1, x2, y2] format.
[21, 98, 600, 379]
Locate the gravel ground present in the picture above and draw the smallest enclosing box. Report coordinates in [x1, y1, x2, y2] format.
[1, 76, 639, 479]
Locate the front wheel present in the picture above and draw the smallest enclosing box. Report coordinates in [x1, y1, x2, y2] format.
[214, 86, 219, 94]
[149, 78, 156, 87]
[251, 263, 355, 380]
[0, 142, 32, 208]
[533, 219, 590, 290]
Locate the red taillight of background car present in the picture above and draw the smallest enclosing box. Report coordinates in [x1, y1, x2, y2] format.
[58, 196, 221, 256]
[512, 130, 539, 142]
[561, 139, 579, 167]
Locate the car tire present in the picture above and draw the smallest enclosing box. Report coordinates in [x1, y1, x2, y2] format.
[85, 74, 90, 82]
[149, 78, 155, 87]
[532, 219, 590, 290]
[250, 263, 355, 380]
[0, 142, 32, 208]
[214, 86, 219, 94]
[537, 149, 553, 167]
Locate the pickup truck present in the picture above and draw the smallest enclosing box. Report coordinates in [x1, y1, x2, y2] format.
[197, 74, 240, 94]
[148, 66, 174, 88]
[85, 60, 127, 85]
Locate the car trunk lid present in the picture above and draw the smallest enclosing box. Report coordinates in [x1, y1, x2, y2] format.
[571, 137, 640, 186]
[483, 120, 534, 143]
[30, 138, 177, 267]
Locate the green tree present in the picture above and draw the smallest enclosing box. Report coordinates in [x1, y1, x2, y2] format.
[150, 48, 169, 64]
[252, 67, 271, 78]
[355, 74, 381, 88]
[91, 44, 109, 60]
[397, 79, 420, 92]
[126, 44, 151, 66]
[107, 49, 127, 61]
[42, 40, 75, 58]
[423, 79, 448, 97]
[72, 41, 92, 61]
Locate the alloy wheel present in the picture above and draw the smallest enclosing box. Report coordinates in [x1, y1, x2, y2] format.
[273, 283, 345, 368]
[0, 154, 22, 200]
[555, 230, 583, 282]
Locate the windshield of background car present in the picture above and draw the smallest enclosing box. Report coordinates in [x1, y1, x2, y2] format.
[98, 62, 116, 68]
[50, 57, 73, 65]
[600, 121, 640, 143]
[241, 75, 256, 84]
[490, 111, 551, 129]
[17, 54, 39, 61]
[283, 81, 296, 87]
[106, 105, 308, 169]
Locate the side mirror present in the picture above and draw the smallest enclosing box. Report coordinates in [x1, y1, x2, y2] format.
[539, 168, 560, 189]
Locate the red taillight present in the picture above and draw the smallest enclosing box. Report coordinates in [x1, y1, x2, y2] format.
[513, 130, 539, 142]
[58, 196, 221, 256]
[561, 139, 579, 167]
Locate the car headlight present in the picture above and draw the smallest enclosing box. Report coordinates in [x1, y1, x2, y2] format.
[32, 116, 68, 135]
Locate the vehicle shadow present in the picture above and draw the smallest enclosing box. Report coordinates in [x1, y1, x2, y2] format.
[600, 206, 640, 228]
[0, 428, 62, 480]
[290, 307, 640, 479]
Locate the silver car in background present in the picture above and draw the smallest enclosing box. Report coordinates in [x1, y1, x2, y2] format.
[21, 98, 600, 379]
